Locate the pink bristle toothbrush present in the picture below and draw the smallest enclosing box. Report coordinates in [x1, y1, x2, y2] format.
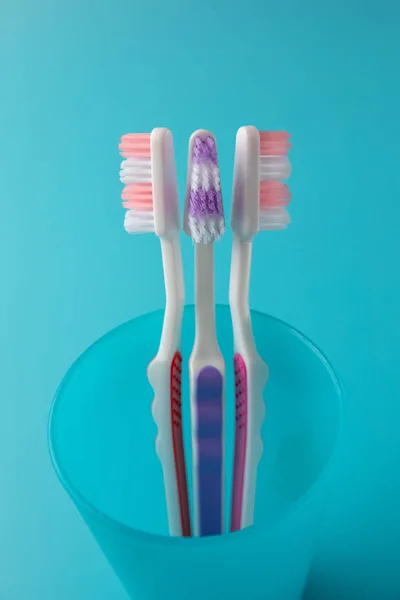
[184, 130, 226, 536]
[119, 128, 191, 537]
[229, 127, 292, 531]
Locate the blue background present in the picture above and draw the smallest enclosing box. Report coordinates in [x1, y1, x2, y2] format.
[1, 0, 399, 598]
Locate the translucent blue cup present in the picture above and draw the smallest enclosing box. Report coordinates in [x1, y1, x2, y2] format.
[48, 305, 343, 600]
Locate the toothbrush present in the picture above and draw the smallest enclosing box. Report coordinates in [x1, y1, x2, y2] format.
[230, 126, 292, 532]
[184, 130, 225, 536]
[119, 128, 191, 537]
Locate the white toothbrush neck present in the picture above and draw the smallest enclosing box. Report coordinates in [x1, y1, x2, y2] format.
[157, 236, 184, 357]
[193, 242, 219, 358]
[229, 236, 257, 355]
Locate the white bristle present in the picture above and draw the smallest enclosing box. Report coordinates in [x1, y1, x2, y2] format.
[120, 157, 152, 184]
[189, 162, 221, 193]
[259, 209, 290, 230]
[188, 214, 225, 244]
[259, 208, 291, 231]
[211, 163, 221, 192]
[124, 209, 155, 234]
[259, 155, 291, 181]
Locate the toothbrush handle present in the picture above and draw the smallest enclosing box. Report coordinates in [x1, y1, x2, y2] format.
[229, 238, 268, 530]
[194, 365, 224, 536]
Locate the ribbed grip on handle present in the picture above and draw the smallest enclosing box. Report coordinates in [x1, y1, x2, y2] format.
[195, 366, 223, 536]
[149, 352, 191, 537]
[231, 354, 248, 532]
[170, 352, 191, 536]
[230, 353, 268, 531]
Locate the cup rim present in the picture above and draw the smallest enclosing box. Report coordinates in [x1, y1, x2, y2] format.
[48, 305, 345, 546]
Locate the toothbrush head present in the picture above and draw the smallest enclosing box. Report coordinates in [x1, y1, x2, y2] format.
[231, 126, 292, 241]
[119, 128, 180, 239]
[184, 130, 225, 244]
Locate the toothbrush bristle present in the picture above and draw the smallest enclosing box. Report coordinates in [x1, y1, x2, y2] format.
[122, 183, 153, 210]
[187, 135, 225, 244]
[259, 131, 291, 156]
[119, 133, 154, 234]
[119, 133, 151, 158]
[259, 181, 291, 208]
[259, 130, 291, 230]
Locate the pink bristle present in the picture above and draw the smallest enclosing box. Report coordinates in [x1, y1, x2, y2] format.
[260, 181, 291, 208]
[122, 183, 153, 210]
[259, 131, 291, 156]
[119, 133, 151, 158]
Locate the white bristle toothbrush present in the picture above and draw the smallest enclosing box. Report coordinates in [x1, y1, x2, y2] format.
[119, 128, 191, 537]
[230, 126, 292, 532]
[184, 130, 226, 536]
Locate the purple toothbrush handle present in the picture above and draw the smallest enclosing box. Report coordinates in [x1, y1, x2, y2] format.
[195, 366, 223, 536]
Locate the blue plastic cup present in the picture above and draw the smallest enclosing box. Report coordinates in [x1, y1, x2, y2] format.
[49, 305, 343, 600]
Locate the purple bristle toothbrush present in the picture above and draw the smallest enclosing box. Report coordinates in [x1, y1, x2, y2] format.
[184, 130, 225, 536]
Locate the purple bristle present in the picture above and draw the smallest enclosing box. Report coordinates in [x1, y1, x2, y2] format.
[189, 189, 224, 217]
[187, 134, 225, 243]
[193, 135, 218, 164]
